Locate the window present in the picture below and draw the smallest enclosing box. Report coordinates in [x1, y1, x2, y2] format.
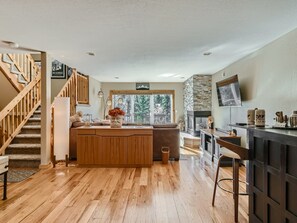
[110, 90, 175, 124]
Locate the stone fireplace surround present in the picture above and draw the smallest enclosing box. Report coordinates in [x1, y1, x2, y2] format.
[183, 75, 212, 136]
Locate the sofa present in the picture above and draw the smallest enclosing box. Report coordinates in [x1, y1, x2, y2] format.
[69, 122, 180, 161]
[152, 124, 180, 161]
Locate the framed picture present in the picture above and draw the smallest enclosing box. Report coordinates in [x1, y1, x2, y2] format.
[51, 60, 66, 79]
[136, 82, 150, 90]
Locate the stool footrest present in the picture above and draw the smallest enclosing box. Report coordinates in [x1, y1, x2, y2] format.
[217, 178, 249, 196]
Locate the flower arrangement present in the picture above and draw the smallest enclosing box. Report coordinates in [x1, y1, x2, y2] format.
[108, 107, 125, 117]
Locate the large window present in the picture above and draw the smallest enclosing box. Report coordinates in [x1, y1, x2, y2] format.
[110, 90, 175, 124]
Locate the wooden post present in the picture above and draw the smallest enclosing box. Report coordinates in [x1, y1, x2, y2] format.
[40, 52, 52, 166]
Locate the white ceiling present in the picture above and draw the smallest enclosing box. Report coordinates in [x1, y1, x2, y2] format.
[1, 0, 297, 82]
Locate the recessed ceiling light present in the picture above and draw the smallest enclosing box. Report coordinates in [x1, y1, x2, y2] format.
[159, 73, 176, 77]
[203, 52, 212, 56]
[87, 52, 95, 56]
[114, 76, 119, 79]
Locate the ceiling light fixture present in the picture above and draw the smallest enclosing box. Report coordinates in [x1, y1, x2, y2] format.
[114, 76, 119, 79]
[203, 52, 212, 56]
[87, 52, 95, 56]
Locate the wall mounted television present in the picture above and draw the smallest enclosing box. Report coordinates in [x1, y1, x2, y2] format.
[216, 74, 242, 107]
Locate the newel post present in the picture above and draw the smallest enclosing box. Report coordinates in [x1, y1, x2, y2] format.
[40, 52, 52, 166]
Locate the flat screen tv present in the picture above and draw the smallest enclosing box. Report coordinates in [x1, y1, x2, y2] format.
[216, 74, 242, 107]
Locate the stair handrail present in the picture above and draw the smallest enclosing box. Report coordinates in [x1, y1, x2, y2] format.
[0, 74, 41, 155]
[7, 54, 40, 83]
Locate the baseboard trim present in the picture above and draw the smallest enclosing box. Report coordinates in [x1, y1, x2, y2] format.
[39, 163, 52, 169]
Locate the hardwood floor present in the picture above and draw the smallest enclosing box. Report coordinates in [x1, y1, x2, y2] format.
[0, 153, 248, 223]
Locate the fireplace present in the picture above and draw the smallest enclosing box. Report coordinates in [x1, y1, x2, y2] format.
[187, 111, 211, 136]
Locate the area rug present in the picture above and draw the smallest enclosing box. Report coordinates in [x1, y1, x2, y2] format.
[0, 168, 39, 183]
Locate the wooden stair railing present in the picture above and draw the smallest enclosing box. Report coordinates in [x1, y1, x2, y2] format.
[0, 74, 41, 155]
[0, 53, 40, 92]
[8, 54, 40, 82]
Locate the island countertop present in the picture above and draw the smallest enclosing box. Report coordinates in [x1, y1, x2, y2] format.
[248, 127, 297, 222]
[76, 125, 153, 130]
[76, 125, 153, 167]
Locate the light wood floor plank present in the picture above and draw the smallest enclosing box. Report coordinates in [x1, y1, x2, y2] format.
[0, 153, 248, 223]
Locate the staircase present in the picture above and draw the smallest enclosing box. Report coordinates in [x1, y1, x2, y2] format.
[5, 107, 41, 168]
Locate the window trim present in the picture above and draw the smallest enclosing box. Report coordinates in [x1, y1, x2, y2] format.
[109, 90, 176, 122]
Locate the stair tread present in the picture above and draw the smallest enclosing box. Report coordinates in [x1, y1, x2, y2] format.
[8, 144, 41, 148]
[15, 134, 41, 138]
[28, 118, 41, 121]
[34, 110, 41, 114]
[8, 154, 41, 160]
[23, 125, 41, 129]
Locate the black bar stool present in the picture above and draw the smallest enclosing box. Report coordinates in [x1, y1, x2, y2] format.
[212, 138, 250, 222]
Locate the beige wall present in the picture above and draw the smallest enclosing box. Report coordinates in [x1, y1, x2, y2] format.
[0, 71, 18, 110]
[101, 82, 184, 122]
[76, 76, 102, 120]
[51, 78, 67, 102]
[212, 28, 297, 132]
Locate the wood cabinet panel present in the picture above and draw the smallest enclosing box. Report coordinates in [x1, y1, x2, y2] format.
[127, 135, 153, 165]
[77, 135, 95, 164]
[248, 128, 297, 223]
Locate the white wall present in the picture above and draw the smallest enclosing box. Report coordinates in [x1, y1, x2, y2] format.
[212, 28, 297, 131]
[76, 76, 102, 120]
[101, 82, 184, 122]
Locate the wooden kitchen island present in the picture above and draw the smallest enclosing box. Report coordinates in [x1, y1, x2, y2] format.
[76, 126, 153, 167]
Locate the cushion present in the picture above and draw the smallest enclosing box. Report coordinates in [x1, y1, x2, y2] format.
[220, 147, 241, 159]
[153, 123, 178, 128]
[69, 112, 83, 128]
[72, 121, 85, 128]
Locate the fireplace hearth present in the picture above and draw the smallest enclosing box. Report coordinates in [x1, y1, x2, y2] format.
[187, 111, 211, 136]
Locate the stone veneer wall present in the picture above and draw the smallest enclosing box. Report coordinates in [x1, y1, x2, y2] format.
[183, 75, 212, 130]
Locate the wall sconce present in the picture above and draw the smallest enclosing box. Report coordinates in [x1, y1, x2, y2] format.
[98, 89, 104, 98]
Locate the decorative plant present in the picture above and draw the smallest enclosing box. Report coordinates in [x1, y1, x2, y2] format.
[108, 107, 125, 117]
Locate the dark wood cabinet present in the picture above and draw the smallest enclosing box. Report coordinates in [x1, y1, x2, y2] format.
[200, 129, 241, 166]
[248, 128, 297, 223]
[200, 130, 213, 161]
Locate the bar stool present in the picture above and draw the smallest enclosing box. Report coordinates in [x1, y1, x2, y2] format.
[212, 138, 250, 223]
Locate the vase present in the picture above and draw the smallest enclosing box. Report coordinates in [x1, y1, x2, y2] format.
[255, 109, 265, 127]
[289, 111, 297, 127]
[247, 109, 255, 125]
[110, 115, 123, 128]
